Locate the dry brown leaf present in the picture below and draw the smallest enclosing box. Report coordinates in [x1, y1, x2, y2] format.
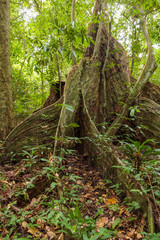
[76, 180, 82, 185]
[79, 197, 86, 203]
[127, 229, 135, 238]
[98, 181, 104, 186]
[30, 198, 37, 206]
[119, 207, 126, 215]
[124, 236, 132, 240]
[46, 226, 56, 239]
[37, 218, 45, 228]
[42, 234, 48, 240]
[104, 197, 119, 205]
[141, 217, 146, 225]
[15, 169, 21, 176]
[58, 232, 64, 240]
[102, 194, 108, 197]
[96, 217, 108, 231]
[0, 228, 9, 235]
[1, 180, 12, 189]
[136, 233, 143, 239]
[22, 221, 28, 229]
[49, 154, 53, 163]
[117, 231, 125, 239]
[24, 196, 41, 211]
[124, 209, 130, 216]
[28, 227, 44, 238]
[82, 193, 92, 198]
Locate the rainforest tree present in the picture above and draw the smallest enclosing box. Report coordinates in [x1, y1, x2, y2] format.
[1, 0, 160, 231]
[0, 0, 14, 140]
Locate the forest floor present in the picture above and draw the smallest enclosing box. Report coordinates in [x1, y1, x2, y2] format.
[0, 150, 148, 240]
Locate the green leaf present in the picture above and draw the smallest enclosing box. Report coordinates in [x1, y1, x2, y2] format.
[90, 233, 101, 240]
[130, 189, 143, 195]
[74, 206, 82, 220]
[83, 233, 89, 240]
[150, 236, 160, 240]
[48, 210, 55, 219]
[135, 108, 140, 113]
[130, 87, 134, 94]
[50, 182, 57, 189]
[130, 108, 135, 117]
[112, 218, 121, 229]
[69, 209, 74, 219]
[68, 123, 80, 128]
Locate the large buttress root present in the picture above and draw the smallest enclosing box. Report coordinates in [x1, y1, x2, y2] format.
[1, 98, 62, 161]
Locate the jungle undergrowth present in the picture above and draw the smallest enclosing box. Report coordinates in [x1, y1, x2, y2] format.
[0, 135, 160, 239]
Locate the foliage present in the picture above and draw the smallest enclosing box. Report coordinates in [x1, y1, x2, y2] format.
[10, 0, 94, 121]
[120, 138, 160, 210]
[0, 146, 119, 239]
[10, 0, 160, 121]
[1, 133, 160, 238]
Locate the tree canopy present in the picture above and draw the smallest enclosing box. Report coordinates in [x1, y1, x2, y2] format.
[10, 0, 160, 120]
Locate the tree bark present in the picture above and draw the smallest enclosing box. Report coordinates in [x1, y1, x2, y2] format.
[2, 98, 62, 161]
[0, 0, 14, 140]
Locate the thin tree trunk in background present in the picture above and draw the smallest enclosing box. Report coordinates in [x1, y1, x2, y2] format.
[13, 40, 27, 101]
[0, 0, 14, 140]
[131, 23, 136, 74]
[55, 54, 62, 97]
[41, 66, 44, 104]
[71, 0, 76, 65]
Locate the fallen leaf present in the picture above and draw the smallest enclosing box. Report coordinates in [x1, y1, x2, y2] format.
[42, 234, 48, 240]
[127, 229, 135, 238]
[96, 217, 108, 231]
[30, 198, 37, 206]
[22, 221, 28, 229]
[15, 169, 21, 176]
[28, 227, 44, 238]
[117, 231, 125, 239]
[37, 218, 45, 228]
[76, 180, 82, 185]
[119, 206, 126, 215]
[136, 233, 143, 239]
[124, 209, 130, 216]
[98, 181, 104, 186]
[105, 197, 119, 205]
[58, 232, 64, 240]
[46, 226, 56, 239]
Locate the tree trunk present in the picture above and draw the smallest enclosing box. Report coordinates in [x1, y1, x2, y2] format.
[0, 0, 14, 140]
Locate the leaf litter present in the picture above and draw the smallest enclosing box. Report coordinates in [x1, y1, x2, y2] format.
[0, 151, 147, 239]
